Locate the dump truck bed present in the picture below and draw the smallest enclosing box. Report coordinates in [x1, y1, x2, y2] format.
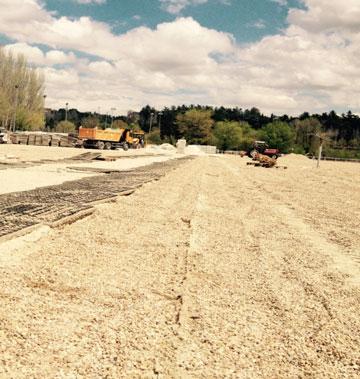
[78, 127, 124, 142]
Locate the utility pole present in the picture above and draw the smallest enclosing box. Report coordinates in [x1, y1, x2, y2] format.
[43, 94, 47, 130]
[65, 102, 69, 121]
[149, 112, 154, 133]
[105, 112, 109, 128]
[12, 84, 19, 132]
[317, 137, 324, 168]
[158, 111, 163, 131]
[110, 107, 116, 128]
[309, 133, 327, 168]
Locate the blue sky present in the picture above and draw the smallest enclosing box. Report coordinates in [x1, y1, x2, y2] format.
[0, 0, 303, 53]
[43, 0, 302, 44]
[0, 0, 358, 115]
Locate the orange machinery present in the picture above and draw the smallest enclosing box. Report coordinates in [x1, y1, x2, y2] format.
[78, 127, 141, 150]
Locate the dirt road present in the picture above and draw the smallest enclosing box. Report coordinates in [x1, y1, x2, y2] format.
[0, 155, 359, 378]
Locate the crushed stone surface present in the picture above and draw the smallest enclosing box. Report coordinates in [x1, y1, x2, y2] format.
[0, 155, 359, 378]
[0, 145, 178, 194]
[0, 144, 174, 162]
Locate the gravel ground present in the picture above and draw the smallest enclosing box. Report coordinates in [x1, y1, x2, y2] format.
[0, 145, 177, 194]
[0, 155, 359, 378]
[0, 144, 171, 162]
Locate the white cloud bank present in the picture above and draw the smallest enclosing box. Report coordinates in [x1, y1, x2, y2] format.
[0, 0, 359, 115]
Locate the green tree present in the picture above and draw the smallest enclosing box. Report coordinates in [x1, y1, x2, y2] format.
[16, 108, 44, 131]
[214, 121, 243, 151]
[55, 120, 76, 133]
[237, 121, 258, 151]
[81, 116, 100, 128]
[176, 109, 213, 144]
[112, 119, 128, 129]
[128, 122, 140, 131]
[147, 128, 162, 145]
[293, 117, 322, 153]
[259, 121, 295, 153]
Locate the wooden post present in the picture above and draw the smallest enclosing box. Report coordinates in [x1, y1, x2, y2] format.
[317, 138, 323, 168]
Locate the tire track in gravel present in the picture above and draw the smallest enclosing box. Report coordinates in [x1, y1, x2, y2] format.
[0, 157, 203, 378]
[172, 156, 359, 378]
[240, 156, 360, 265]
[221, 157, 360, 378]
[1, 155, 359, 378]
[237, 160, 360, 284]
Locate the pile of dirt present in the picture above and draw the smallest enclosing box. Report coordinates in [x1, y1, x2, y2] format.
[185, 145, 206, 155]
[279, 153, 313, 167]
[282, 153, 310, 161]
[159, 143, 176, 152]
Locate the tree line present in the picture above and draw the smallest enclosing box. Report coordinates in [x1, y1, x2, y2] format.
[138, 105, 360, 158]
[19, 102, 360, 159]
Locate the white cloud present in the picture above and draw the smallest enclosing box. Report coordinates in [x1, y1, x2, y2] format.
[250, 19, 266, 29]
[1, 0, 360, 115]
[75, 0, 106, 4]
[45, 50, 77, 65]
[4, 43, 77, 66]
[288, 0, 360, 33]
[3, 43, 44, 65]
[0, 0, 121, 60]
[159, 0, 208, 14]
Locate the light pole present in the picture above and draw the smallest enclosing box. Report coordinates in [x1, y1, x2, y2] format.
[65, 102, 69, 121]
[149, 112, 154, 133]
[158, 111, 163, 131]
[43, 94, 47, 131]
[12, 84, 20, 132]
[105, 111, 109, 128]
[110, 107, 116, 128]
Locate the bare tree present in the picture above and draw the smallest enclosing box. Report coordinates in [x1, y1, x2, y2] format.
[0, 47, 45, 130]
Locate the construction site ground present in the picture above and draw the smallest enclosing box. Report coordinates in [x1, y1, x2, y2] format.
[0, 145, 176, 194]
[0, 149, 359, 378]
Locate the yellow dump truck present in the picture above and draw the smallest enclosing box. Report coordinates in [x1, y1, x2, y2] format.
[78, 127, 141, 150]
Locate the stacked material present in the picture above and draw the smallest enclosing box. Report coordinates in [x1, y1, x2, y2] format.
[10, 134, 29, 145]
[9, 132, 78, 147]
[185, 145, 206, 155]
[185, 145, 218, 155]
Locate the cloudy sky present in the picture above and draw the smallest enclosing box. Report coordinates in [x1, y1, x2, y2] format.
[0, 0, 359, 115]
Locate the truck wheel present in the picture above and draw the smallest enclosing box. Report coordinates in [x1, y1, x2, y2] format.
[104, 142, 112, 150]
[272, 154, 278, 159]
[123, 143, 129, 151]
[97, 141, 105, 150]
